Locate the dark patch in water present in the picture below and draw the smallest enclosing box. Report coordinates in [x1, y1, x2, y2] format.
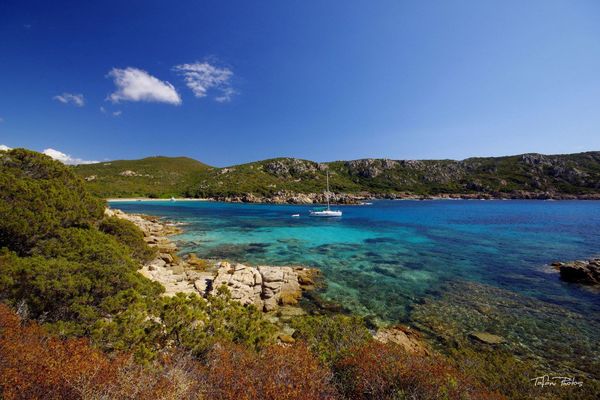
[373, 266, 396, 277]
[364, 237, 397, 244]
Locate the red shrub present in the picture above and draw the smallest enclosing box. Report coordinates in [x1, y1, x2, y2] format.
[334, 341, 504, 400]
[0, 304, 123, 400]
[202, 342, 338, 400]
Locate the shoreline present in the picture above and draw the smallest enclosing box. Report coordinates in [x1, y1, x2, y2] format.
[107, 194, 600, 205]
[108, 207, 429, 352]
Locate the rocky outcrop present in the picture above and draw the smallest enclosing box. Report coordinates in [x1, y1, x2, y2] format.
[206, 262, 315, 312]
[108, 208, 317, 310]
[552, 258, 600, 285]
[374, 325, 430, 355]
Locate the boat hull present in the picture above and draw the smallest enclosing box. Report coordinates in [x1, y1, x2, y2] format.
[309, 210, 342, 217]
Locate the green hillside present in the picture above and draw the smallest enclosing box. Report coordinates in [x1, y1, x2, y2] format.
[73, 156, 212, 198]
[73, 152, 600, 199]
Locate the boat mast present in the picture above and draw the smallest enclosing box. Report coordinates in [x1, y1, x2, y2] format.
[326, 171, 330, 210]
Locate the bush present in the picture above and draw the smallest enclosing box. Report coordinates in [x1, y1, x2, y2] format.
[99, 216, 156, 263]
[0, 303, 124, 400]
[160, 289, 276, 356]
[0, 241, 162, 336]
[0, 149, 104, 255]
[291, 314, 372, 364]
[201, 341, 338, 400]
[449, 345, 600, 400]
[334, 341, 502, 400]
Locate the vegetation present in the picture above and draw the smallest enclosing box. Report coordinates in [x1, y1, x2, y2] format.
[73, 152, 600, 199]
[73, 156, 211, 198]
[1, 148, 597, 399]
[291, 314, 372, 365]
[99, 216, 157, 263]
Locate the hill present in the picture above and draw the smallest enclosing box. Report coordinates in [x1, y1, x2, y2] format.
[73, 156, 212, 198]
[73, 152, 600, 200]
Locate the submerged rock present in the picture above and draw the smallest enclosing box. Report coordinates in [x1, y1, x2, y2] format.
[469, 331, 505, 345]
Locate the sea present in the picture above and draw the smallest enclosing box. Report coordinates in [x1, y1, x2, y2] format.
[111, 199, 600, 376]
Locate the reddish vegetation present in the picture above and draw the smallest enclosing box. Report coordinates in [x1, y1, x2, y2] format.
[0, 304, 335, 400]
[334, 341, 504, 400]
[1, 304, 503, 400]
[203, 342, 337, 400]
[0, 304, 122, 399]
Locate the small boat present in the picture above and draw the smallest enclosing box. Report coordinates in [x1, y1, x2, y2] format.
[310, 171, 342, 217]
[291, 213, 300, 218]
[360, 202, 373, 205]
[170, 197, 176, 202]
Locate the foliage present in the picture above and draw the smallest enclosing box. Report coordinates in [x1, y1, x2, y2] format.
[72, 152, 600, 198]
[0, 303, 125, 400]
[73, 156, 211, 198]
[333, 341, 503, 400]
[0, 149, 105, 254]
[0, 304, 333, 400]
[0, 248, 162, 336]
[201, 341, 338, 400]
[449, 345, 600, 400]
[291, 314, 372, 365]
[99, 216, 157, 263]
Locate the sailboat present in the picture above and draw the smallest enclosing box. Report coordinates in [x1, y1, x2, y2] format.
[309, 171, 342, 217]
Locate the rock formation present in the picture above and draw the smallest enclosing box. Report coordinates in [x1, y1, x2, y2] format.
[552, 258, 600, 286]
[107, 208, 317, 311]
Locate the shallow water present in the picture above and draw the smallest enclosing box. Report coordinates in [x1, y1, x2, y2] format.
[112, 199, 600, 375]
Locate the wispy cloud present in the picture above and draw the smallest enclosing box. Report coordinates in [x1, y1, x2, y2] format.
[53, 93, 85, 107]
[173, 61, 236, 102]
[107, 67, 181, 105]
[42, 148, 98, 165]
[0, 144, 11, 151]
[112, 110, 122, 117]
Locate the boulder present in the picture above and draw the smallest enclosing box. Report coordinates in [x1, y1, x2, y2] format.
[557, 259, 600, 285]
[374, 326, 429, 355]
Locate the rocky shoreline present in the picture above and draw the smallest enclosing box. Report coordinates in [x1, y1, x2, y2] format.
[552, 258, 600, 286]
[106, 207, 427, 351]
[148, 190, 600, 205]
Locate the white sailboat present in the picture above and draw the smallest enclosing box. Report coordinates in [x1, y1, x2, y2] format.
[309, 171, 342, 217]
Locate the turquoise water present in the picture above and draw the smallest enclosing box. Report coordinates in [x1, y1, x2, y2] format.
[112, 200, 600, 374]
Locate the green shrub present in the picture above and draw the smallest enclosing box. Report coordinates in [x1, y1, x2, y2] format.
[99, 216, 156, 263]
[0, 149, 105, 255]
[291, 314, 372, 365]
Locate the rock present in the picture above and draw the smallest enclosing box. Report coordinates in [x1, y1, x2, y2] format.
[160, 253, 174, 264]
[374, 326, 430, 355]
[469, 331, 505, 345]
[278, 334, 296, 344]
[557, 259, 600, 285]
[147, 258, 166, 270]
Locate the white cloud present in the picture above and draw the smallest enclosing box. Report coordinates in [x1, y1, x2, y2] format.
[53, 93, 85, 107]
[112, 110, 122, 117]
[42, 148, 98, 165]
[173, 61, 236, 102]
[0, 144, 11, 151]
[107, 67, 181, 105]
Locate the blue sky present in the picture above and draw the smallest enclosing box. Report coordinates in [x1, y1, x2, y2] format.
[0, 0, 599, 166]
